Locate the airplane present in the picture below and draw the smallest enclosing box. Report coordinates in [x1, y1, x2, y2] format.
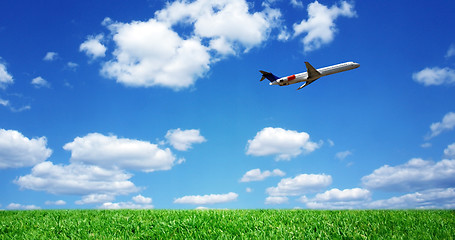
[260, 61, 360, 90]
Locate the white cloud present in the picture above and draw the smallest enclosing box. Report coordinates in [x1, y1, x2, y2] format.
[0, 99, 31, 112]
[174, 192, 238, 205]
[43, 52, 58, 61]
[101, 19, 210, 89]
[368, 188, 455, 209]
[67, 62, 78, 70]
[421, 142, 432, 148]
[0, 94, 31, 112]
[165, 128, 206, 151]
[99, 196, 154, 210]
[0, 98, 9, 107]
[277, 27, 291, 41]
[335, 150, 352, 160]
[266, 174, 332, 196]
[446, 44, 455, 58]
[79, 34, 106, 59]
[209, 37, 235, 55]
[293, 1, 356, 52]
[45, 200, 66, 206]
[246, 127, 321, 160]
[99, 202, 154, 210]
[265, 196, 289, 205]
[15, 161, 139, 196]
[0, 129, 52, 169]
[240, 168, 285, 182]
[15, 131, 187, 203]
[311, 188, 371, 202]
[245, 187, 252, 193]
[6, 203, 41, 210]
[132, 194, 152, 204]
[444, 143, 455, 157]
[0, 61, 13, 89]
[31, 76, 51, 88]
[192, 1, 271, 52]
[290, 0, 303, 8]
[94, 0, 279, 90]
[63, 133, 177, 172]
[75, 194, 115, 205]
[361, 158, 455, 192]
[195, 206, 209, 210]
[413, 67, 455, 86]
[155, 0, 276, 53]
[427, 112, 455, 139]
[300, 188, 371, 209]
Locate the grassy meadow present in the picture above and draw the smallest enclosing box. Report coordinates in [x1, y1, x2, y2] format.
[1, 209, 454, 239]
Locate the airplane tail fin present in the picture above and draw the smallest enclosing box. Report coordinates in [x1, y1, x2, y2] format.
[259, 70, 279, 82]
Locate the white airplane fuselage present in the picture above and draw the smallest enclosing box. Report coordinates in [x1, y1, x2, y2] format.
[270, 61, 360, 87]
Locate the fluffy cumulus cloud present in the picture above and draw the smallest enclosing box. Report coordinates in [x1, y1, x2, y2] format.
[101, 19, 210, 89]
[174, 192, 238, 205]
[132, 194, 153, 204]
[0, 129, 52, 169]
[15, 161, 139, 196]
[155, 0, 276, 53]
[361, 158, 455, 192]
[45, 200, 66, 206]
[14, 130, 197, 206]
[165, 128, 206, 151]
[444, 143, 455, 157]
[266, 174, 332, 196]
[75, 193, 116, 205]
[240, 168, 285, 182]
[99, 195, 154, 209]
[246, 127, 321, 160]
[413, 67, 455, 86]
[63, 133, 177, 172]
[31, 76, 51, 88]
[427, 112, 455, 139]
[368, 188, 455, 209]
[7, 203, 41, 210]
[293, 1, 356, 52]
[89, 0, 279, 89]
[300, 188, 371, 209]
[0, 60, 13, 89]
[79, 34, 107, 59]
[265, 196, 289, 205]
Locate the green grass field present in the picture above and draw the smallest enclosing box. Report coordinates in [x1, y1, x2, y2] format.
[1, 210, 454, 239]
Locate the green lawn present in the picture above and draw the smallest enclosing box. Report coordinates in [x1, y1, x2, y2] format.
[1, 210, 454, 239]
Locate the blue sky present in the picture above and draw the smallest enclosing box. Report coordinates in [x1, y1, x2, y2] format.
[1, 0, 455, 210]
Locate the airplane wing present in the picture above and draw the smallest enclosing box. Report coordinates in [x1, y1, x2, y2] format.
[305, 62, 321, 79]
[297, 80, 315, 90]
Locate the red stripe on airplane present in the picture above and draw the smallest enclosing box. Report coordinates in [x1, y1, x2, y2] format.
[287, 75, 296, 81]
